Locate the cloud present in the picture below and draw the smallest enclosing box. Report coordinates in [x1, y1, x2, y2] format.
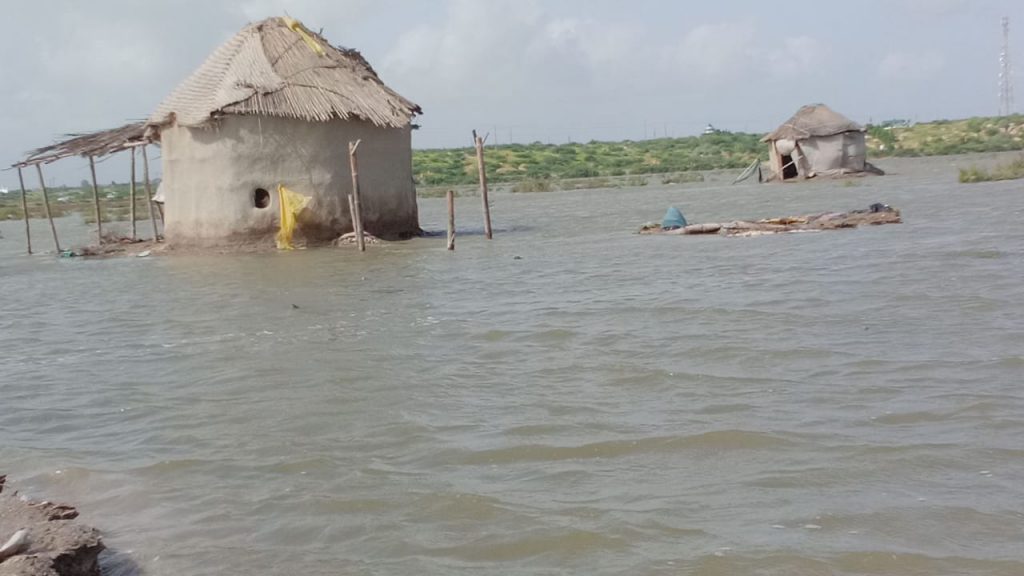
[543, 17, 638, 72]
[39, 12, 166, 90]
[766, 36, 829, 78]
[672, 22, 757, 82]
[380, 0, 638, 116]
[667, 24, 830, 84]
[897, 0, 971, 18]
[878, 51, 945, 81]
[382, 0, 550, 95]
[237, 0, 370, 33]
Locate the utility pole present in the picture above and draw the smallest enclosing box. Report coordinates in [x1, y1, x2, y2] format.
[1000, 16, 1015, 116]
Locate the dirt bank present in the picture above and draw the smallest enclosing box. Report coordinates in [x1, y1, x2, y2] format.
[0, 476, 103, 576]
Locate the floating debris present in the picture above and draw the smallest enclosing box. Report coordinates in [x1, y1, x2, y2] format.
[333, 232, 382, 246]
[640, 203, 901, 237]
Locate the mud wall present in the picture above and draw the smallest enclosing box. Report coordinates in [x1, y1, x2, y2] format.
[159, 116, 417, 244]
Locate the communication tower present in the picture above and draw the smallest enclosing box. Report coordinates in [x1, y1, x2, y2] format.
[1000, 17, 1014, 116]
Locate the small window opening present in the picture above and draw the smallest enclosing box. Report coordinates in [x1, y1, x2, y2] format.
[254, 188, 270, 209]
[780, 155, 798, 180]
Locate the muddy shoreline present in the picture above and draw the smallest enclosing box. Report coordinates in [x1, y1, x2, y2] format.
[0, 476, 103, 576]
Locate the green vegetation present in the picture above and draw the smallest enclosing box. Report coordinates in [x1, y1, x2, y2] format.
[866, 115, 1024, 157]
[0, 181, 157, 222]
[413, 132, 764, 188]
[510, 178, 555, 193]
[958, 155, 1024, 183]
[410, 115, 1024, 189]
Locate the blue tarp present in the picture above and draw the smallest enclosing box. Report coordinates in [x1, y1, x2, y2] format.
[662, 206, 688, 230]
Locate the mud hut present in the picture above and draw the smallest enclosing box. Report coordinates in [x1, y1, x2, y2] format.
[148, 16, 422, 245]
[763, 104, 870, 182]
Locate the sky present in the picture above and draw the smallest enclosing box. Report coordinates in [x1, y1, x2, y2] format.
[1, 0, 1023, 189]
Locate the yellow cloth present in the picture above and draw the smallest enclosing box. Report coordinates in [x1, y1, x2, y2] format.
[276, 185, 311, 250]
[282, 17, 325, 57]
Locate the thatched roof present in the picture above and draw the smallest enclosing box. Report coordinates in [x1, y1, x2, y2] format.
[17, 122, 148, 167]
[763, 104, 864, 142]
[149, 17, 421, 130]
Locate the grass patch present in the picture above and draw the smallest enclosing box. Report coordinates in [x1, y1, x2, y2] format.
[511, 178, 555, 193]
[417, 184, 482, 198]
[0, 195, 155, 222]
[868, 115, 1024, 157]
[959, 156, 1024, 182]
[661, 172, 705, 185]
[415, 132, 766, 188]
[0, 202, 75, 220]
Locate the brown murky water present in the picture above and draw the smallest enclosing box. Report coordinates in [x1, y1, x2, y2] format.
[1, 155, 1023, 575]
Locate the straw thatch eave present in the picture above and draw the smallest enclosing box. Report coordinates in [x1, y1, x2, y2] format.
[14, 122, 149, 168]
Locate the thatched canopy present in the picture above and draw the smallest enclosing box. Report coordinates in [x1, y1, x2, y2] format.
[763, 104, 864, 142]
[149, 17, 421, 130]
[16, 122, 148, 167]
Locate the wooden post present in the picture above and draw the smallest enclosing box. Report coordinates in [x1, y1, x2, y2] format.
[347, 193, 357, 241]
[34, 164, 61, 253]
[793, 142, 806, 179]
[129, 148, 137, 240]
[771, 141, 783, 182]
[142, 145, 160, 241]
[16, 166, 31, 254]
[473, 130, 493, 239]
[446, 190, 455, 251]
[88, 156, 103, 244]
[348, 140, 365, 252]
[346, 193, 364, 250]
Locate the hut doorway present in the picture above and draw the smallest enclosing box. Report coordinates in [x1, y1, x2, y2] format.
[780, 154, 799, 180]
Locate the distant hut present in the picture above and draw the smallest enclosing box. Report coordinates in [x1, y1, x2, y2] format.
[147, 16, 422, 245]
[763, 104, 874, 182]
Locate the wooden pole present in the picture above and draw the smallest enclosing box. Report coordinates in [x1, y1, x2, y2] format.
[346, 193, 358, 248]
[142, 145, 160, 241]
[473, 130, 493, 239]
[16, 166, 31, 254]
[88, 156, 103, 244]
[129, 148, 137, 240]
[771, 141, 783, 182]
[34, 164, 61, 253]
[793, 142, 807, 179]
[348, 140, 365, 252]
[446, 190, 455, 251]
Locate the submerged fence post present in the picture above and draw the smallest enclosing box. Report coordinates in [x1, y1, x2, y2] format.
[348, 140, 365, 252]
[17, 166, 31, 254]
[88, 156, 103, 244]
[129, 148, 137, 240]
[446, 190, 455, 251]
[473, 130, 493, 239]
[347, 193, 358, 246]
[34, 164, 61, 253]
[142, 145, 160, 241]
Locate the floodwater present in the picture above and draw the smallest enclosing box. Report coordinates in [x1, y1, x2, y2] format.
[1, 154, 1023, 575]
